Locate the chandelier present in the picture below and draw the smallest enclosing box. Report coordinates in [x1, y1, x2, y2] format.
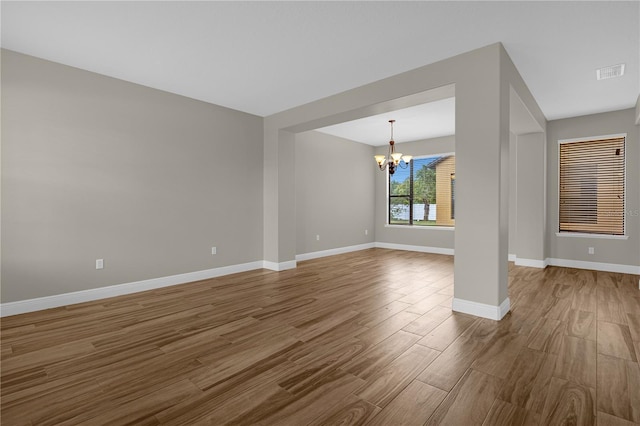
[374, 119, 412, 175]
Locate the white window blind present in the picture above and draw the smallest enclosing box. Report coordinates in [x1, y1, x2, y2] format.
[559, 136, 625, 235]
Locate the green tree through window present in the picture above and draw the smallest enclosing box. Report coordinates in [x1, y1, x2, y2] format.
[388, 154, 455, 226]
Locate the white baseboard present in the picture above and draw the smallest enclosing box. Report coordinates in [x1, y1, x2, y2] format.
[546, 258, 640, 275]
[296, 243, 375, 262]
[514, 257, 548, 268]
[262, 260, 297, 271]
[452, 297, 510, 320]
[4, 246, 636, 318]
[374, 242, 454, 256]
[510, 256, 638, 273]
[0, 261, 266, 317]
[508, 254, 516, 262]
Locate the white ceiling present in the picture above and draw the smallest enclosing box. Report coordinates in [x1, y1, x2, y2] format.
[2, 1, 638, 141]
[317, 98, 455, 146]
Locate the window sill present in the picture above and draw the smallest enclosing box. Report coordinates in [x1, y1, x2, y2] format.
[555, 232, 629, 240]
[385, 224, 455, 231]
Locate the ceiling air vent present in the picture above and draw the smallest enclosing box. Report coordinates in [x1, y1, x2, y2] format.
[596, 64, 625, 80]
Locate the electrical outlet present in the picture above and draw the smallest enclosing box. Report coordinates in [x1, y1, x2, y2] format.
[96, 259, 104, 269]
[588, 247, 594, 255]
[316, 235, 320, 241]
[211, 247, 217, 255]
[365, 229, 368, 235]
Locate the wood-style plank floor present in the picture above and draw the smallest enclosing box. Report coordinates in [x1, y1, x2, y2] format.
[2, 248, 639, 425]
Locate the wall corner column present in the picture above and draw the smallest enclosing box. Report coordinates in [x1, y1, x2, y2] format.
[263, 121, 297, 270]
[453, 45, 510, 320]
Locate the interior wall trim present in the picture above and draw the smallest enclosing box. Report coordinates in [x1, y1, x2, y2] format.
[374, 242, 455, 256]
[296, 243, 375, 261]
[262, 260, 297, 272]
[452, 297, 511, 320]
[0, 260, 265, 317]
[514, 257, 548, 268]
[545, 258, 640, 275]
[3, 247, 638, 317]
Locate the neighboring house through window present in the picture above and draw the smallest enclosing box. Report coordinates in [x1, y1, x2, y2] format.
[389, 153, 456, 227]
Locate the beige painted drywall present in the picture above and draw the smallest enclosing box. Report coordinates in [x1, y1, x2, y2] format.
[515, 133, 546, 262]
[264, 43, 545, 311]
[1, 49, 264, 302]
[374, 135, 455, 250]
[0, 48, 3, 292]
[546, 108, 639, 267]
[508, 132, 517, 255]
[295, 130, 375, 254]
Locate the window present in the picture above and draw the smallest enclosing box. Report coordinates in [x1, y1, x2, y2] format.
[389, 154, 455, 227]
[559, 136, 625, 235]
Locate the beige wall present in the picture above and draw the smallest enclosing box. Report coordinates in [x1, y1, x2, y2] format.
[1, 49, 265, 302]
[515, 132, 546, 262]
[546, 108, 639, 267]
[508, 132, 517, 255]
[295, 131, 375, 254]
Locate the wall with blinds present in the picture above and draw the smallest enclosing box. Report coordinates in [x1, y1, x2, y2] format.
[559, 136, 625, 235]
[547, 108, 639, 270]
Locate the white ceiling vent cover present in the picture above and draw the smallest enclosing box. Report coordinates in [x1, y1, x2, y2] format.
[596, 64, 625, 80]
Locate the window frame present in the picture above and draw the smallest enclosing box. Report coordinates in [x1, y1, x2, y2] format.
[386, 152, 456, 229]
[450, 173, 456, 220]
[556, 133, 627, 239]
